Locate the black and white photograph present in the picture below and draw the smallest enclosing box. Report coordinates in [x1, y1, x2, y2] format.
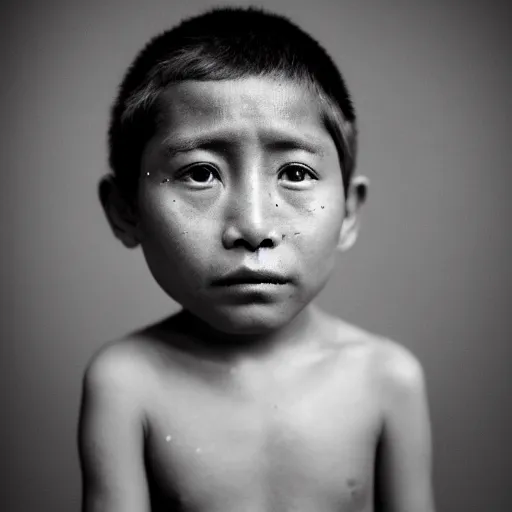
[1, 1, 510, 511]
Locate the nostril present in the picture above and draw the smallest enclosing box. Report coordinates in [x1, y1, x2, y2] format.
[233, 239, 253, 250]
[232, 237, 274, 251]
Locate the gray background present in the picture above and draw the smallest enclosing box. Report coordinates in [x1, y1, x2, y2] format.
[1, 0, 511, 510]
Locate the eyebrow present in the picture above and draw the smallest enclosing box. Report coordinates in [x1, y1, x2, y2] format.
[265, 138, 325, 157]
[162, 132, 326, 158]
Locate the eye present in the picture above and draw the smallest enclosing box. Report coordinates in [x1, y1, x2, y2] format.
[179, 163, 220, 186]
[278, 164, 317, 183]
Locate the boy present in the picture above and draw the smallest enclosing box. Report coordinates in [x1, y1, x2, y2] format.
[79, 6, 435, 512]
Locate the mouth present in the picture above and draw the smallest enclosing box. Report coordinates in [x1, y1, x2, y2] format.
[211, 269, 290, 287]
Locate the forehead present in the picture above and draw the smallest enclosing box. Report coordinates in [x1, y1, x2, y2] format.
[155, 77, 333, 145]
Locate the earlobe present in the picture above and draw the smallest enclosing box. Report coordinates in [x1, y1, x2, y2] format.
[337, 175, 369, 252]
[98, 175, 141, 248]
[337, 215, 359, 252]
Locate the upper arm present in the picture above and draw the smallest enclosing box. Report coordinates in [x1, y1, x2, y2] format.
[375, 344, 435, 512]
[78, 345, 151, 512]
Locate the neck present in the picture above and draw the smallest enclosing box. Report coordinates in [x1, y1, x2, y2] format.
[167, 304, 327, 364]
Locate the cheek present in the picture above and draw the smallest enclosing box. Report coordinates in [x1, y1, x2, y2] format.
[297, 186, 344, 248]
[137, 192, 218, 273]
[298, 221, 340, 273]
[293, 195, 344, 280]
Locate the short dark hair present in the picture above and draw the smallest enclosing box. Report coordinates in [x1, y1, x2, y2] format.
[108, 6, 357, 204]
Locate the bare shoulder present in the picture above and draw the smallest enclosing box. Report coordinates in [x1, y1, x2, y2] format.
[81, 314, 190, 403]
[370, 337, 426, 398]
[328, 316, 426, 393]
[348, 328, 428, 413]
[82, 335, 160, 403]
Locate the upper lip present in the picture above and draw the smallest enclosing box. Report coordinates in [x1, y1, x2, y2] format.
[211, 268, 290, 286]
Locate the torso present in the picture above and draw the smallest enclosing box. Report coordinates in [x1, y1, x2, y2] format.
[128, 314, 385, 512]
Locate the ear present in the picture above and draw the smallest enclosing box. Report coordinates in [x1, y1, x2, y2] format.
[337, 175, 369, 252]
[98, 175, 141, 248]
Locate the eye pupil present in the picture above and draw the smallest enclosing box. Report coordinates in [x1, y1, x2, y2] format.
[191, 166, 212, 182]
[284, 166, 307, 181]
[291, 168, 304, 181]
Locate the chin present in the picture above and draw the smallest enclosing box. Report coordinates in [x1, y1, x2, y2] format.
[198, 303, 299, 337]
[212, 318, 281, 336]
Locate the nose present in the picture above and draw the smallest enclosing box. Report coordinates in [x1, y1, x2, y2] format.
[221, 175, 281, 251]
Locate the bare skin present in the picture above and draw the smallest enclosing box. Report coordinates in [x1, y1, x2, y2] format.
[82, 77, 435, 511]
[79, 306, 434, 512]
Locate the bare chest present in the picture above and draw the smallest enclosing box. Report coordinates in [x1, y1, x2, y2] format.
[143, 361, 381, 512]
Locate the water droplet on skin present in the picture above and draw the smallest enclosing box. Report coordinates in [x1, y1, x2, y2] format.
[166, 435, 172, 442]
[196, 448, 202, 453]
[161, 178, 169, 184]
[146, 172, 150, 176]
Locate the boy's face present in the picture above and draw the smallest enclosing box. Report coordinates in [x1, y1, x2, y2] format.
[133, 77, 353, 335]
